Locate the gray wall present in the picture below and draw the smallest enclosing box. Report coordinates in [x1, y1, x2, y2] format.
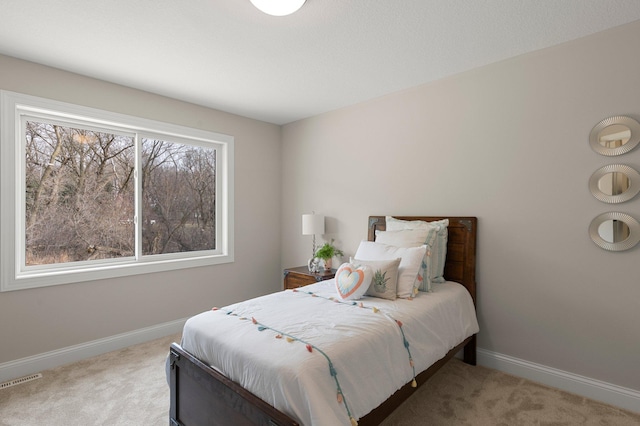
[281, 21, 640, 392]
[0, 55, 283, 363]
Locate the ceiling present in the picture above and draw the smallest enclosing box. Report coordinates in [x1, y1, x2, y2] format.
[2, 1, 640, 125]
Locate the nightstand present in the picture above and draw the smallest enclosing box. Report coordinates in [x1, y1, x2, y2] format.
[283, 266, 336, 290]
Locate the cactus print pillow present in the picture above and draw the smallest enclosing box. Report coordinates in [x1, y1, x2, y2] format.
[350, 257, 401, 300]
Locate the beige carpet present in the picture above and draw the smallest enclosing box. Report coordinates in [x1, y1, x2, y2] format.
[1, 334, 638, 426]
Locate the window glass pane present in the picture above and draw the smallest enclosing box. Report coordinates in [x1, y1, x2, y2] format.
[141, 138, 216, 255]
[25, 120, 135, 265]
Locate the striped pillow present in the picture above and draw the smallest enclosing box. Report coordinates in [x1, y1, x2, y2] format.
[385, 217, 449, 285]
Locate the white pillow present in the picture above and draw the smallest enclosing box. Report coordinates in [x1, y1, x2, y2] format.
[350, 258, 400, 301]
[334, 262, 372, 300]
[375, 229, 430, 248]
[375, 229, 433, 292]
[354, 241, 427, 298]
[385, 216, 449, 284]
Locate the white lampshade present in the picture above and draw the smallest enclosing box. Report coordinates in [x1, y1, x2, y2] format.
[250, 0, 306, 16]
[302, 213, 325, 235]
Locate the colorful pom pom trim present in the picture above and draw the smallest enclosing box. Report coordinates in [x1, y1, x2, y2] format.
[213, 288, 420, 425]
[291, 289, 418, 393]
[214, 308, 357, 424]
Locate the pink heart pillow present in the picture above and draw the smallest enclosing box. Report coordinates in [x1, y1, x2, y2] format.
[335, 263, 372, 300]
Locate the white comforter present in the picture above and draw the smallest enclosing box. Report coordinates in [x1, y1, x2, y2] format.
[180, 280, 479, 426]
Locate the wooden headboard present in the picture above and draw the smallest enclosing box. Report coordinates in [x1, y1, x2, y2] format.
[367, 216, 477, 304]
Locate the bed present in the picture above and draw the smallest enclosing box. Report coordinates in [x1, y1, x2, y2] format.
[169, 215, 478, 426]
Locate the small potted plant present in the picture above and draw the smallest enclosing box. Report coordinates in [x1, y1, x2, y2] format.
[314, 239, 344, 271]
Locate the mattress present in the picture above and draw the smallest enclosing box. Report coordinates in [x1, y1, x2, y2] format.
[180, 279, 479, 426]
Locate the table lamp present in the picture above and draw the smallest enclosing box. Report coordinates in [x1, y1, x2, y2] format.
[302, 213, 325, 272]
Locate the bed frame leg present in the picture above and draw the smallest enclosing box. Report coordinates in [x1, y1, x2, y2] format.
[463, 334, 477, 366]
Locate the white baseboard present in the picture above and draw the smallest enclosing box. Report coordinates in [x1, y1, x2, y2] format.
[0, 318, 187, 383]
[477, 348, 640, 414]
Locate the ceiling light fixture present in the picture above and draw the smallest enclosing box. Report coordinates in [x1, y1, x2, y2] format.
[250, 0, 306, 16]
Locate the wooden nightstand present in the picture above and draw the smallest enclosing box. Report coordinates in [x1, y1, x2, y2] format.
[283, 266, 336, 290]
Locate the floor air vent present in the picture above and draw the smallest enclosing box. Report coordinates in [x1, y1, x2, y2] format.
[0, 373, 43, 389]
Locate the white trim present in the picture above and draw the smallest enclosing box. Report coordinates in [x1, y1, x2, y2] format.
[477, 348, 640, 414]
[0, 318, 186, 383]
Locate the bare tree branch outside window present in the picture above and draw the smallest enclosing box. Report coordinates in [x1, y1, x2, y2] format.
[24, 122, 216, 266]
[141, 138, 216, 255]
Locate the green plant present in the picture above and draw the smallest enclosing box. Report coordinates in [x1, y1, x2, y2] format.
[314, 239, 344, 260]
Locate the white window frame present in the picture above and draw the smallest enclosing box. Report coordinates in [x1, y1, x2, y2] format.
[1, 91, 234, 292]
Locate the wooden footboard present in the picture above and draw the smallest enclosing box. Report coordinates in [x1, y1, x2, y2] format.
[169, 342, 300, 426]
[169, 335, 475, 426]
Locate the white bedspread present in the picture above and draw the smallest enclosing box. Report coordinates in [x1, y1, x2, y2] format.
[180, 280, 479, 426]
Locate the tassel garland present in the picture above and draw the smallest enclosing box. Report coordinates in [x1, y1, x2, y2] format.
[210, 288, 421, 425]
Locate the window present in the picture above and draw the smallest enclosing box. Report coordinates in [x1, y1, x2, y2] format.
[1, 91, 234, 291]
